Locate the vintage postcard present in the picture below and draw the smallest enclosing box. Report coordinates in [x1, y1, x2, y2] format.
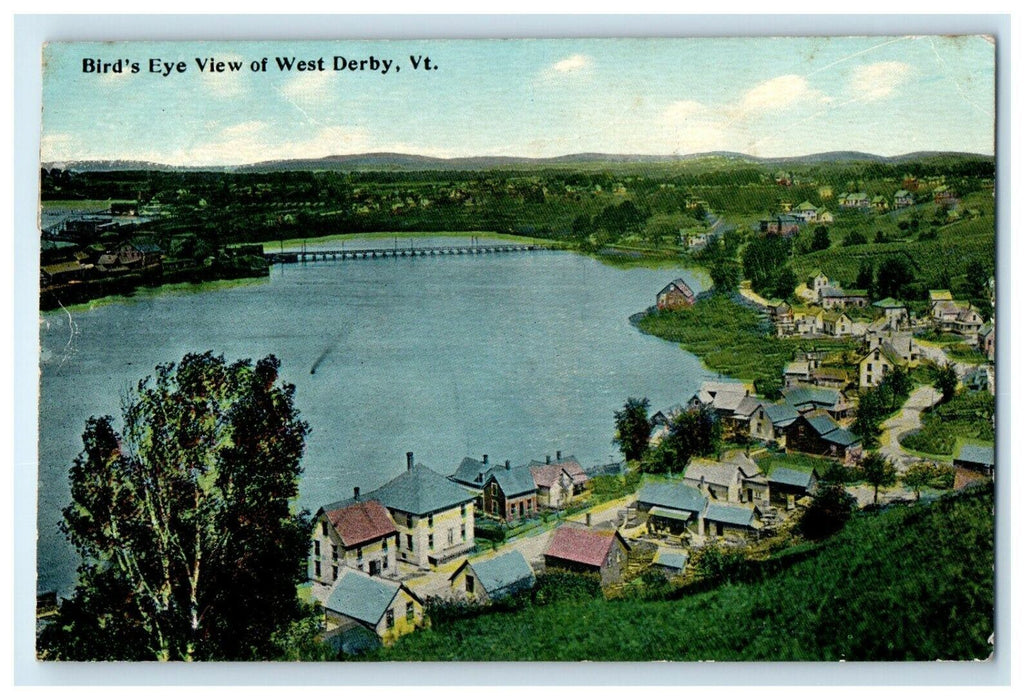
[36, 36, 997, 663]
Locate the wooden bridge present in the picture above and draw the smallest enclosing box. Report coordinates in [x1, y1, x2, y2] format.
[265, 243, 550, 264]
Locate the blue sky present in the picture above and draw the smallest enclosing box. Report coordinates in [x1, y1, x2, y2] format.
[41, 36, 995, 165]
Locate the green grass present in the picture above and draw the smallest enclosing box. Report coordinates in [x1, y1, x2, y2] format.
[791, 215, 995, 291]
[900, 390, 995, 456]
[943, 343, 986, 364]
[370, 483, 994, 661]
[754, 451, 836, 478]
[634, 295, 853, 386]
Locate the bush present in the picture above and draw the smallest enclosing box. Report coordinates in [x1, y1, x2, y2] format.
[798, 485, 857, 540]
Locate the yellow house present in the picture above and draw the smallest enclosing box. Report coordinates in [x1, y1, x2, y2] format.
[323, 569, 424, 647]
[369, 453, 477, 568]
[309, 495, 399, 591]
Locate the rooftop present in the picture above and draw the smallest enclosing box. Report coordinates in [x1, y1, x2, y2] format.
[368, 462, 476, 516]
[956, 444, 995, 467]
[544, 527, 625, 568]
[324, 570, 404, 627]
[323, 500, 398, 549]
[704, 502, 759, 528]
[638, 481, 708, 514]
[458, 550, 536, 598]
[768, 467, 816, 489]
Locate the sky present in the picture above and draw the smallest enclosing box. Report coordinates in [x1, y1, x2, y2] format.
[40, 36, 996, 166]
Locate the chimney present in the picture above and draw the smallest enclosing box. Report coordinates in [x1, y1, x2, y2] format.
[354, 486, 360, 500]
[505, 460, 511, 471]
[483, 454, 489, 465]
[585, 512, 592, 527]
[545, 455, 551, 464]
[556, 450, 562, 461]
[406, 452, 414, 471]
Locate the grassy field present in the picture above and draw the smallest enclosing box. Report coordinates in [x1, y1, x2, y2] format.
[635, 295, 854, 388]
[899, 390, 995, 456]
[370, 483, 994, 661]
[791, 214, 995, 291]
[754, 451, 836, 478]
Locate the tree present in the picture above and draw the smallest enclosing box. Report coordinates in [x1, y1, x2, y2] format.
[876, 257, 915, 299]
[860, 453, 898, 505]
[843, 230, 868, 247]
[41, 352, 312, 661]
[811, 226, 831, 252]
[854, 262, 874, 293]
[708, 256, 741, 295]
[964, 260, 991, 300]
[798, 484, 857, 539]
[901, 461, 954, 501]
[613, 397, 652, 463]
[852, 388, 889, 448]
[933, 363, 959, 403]
[885, 365, 913, 399]
[666, 406, 721, 464]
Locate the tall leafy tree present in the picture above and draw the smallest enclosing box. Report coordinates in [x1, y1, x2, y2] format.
[860, 453, 898, 505]
[41, 352, 312, 661]
[933, 363, 959, 403]
[613, 397, 652, 463]
[876, 257, 915, 299]
[901, 461, 955, 501]
[666, 406, 721, 464]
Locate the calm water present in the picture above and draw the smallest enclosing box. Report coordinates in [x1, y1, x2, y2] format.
[38, 239, 717, 595]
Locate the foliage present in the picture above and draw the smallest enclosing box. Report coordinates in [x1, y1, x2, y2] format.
[852, 376, 913, 448]
[810, 226, 831, 252]
[371, 484, 994, 661]
[876, 257, 915, 299]
[822, 460, 864, 485]
[613, 397, 652, 462]
[798, 484, 857, 540]
[40, 352, 312, 661]
[842, 230, 868, 247]
[665, 406, 722, 463]
[854, 261, 874, 292]
[901, 461, 955, 500]
[589, 468, 642, 503]
[860, 454, 898, 505]
[742, 235, 794, 299]
[933, 363, 959, 403]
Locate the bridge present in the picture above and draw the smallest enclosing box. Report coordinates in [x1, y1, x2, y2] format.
[265, 243, 551, 264]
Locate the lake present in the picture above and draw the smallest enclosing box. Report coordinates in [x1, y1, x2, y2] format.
[38, 238, 718, 596]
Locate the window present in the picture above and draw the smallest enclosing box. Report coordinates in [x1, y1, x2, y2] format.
[406, 515, 413, 529]
[448, 529, 454, 546]
[428, 513, 434, 527]
[382, 538, 388, 551]
[461, 524, 467, 541]
[314, 561, 321, 578]
[357, 547, 363, 562]
[332, 565, 338, 580]
[466, 574, 475, 593]
[867, 363, 873, 371]
[460, 504, 467, 518]
[332, 545, 338, 561]
[313, 540, 320, 556]
[406, 602, 415, 622]
[321, 521, 328, 536]
[385, 609, 394, 629]
[428, 534, 434, 551]
[406, 534, 413, 551]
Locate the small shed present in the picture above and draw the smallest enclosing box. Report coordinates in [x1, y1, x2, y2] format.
[954, 444, 995, 478]
[449, 550, 536, 603]
[767, 467, 819, 508]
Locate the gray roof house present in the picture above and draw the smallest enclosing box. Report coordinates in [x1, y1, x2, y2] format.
[954, 444, 995, 477]
[369, 460, 476, 517]
[449, 550, 536, 603]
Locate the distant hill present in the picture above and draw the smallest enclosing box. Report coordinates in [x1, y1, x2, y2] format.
[43, 150, 994, 173]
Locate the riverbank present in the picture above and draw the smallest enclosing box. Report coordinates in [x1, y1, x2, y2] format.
[260, 230, 565, 253]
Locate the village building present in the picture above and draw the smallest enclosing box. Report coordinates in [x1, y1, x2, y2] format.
[651, 548, 688, 578]
[786, 412, 862, 462]
[656, 278, 696, 310]
[794, 201, 819, 222]
[527, 451, 589, 496]
[481, 461, 538, 522]
[870, 195, 889, 212]
[866, 330, 919, 365]
[814, 207, 834, 224]
[368, 453, 477, 568]
[894, 190, 915, 208]
[819, 286, 869, 310]
[783, 360, 811, 388]
[529, 461, 577, 509]
[933, 185, 957, 207]
[808, 270, 831, 297]
[636, 481, 708, 536]
[702, 502, 763, 538]
[543, 526, 630, 587]
[963, 365, 995, 395]
[448, 550, 536, 604]
[839, 192, 871, 209]
[758, 214, 802, 237]
[310, 497, 399, 589]
[859, 343, 906, 389]
[794, 309, 824, 336]
[872, 297, 909, 330]
[322, 569, 424, 651]
[822, 311, 854, 337]
[682, 453, 768, 505]
[729, 395, 775, 442]
[954, 444, 994, 478]
[978, 320, 995, 358]
[767, 467, 819, 509]
[782, 386, 852, 420]
[763, 402, 802, 446]
[771, 301, 795, 337]
[450, 455, 493, 508]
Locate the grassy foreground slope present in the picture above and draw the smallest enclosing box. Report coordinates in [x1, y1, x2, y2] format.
[373, 483, 994, 661]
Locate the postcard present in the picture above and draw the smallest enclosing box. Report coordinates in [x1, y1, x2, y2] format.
[35, 36, 997, 663]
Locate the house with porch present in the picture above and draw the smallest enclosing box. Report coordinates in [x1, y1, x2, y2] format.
[819, 286, 869, 310]
[636, 481, 708, 537]
[682, 452, 769, 505]
[543, 526, 630, 587]
[448, 550, 536, 604]
[527, 451, 588, 495]
[481, 461, 538, 522]
[782, 386, 852, 420]
[322, 569, 424, 650]
[368, 452, 476, 568]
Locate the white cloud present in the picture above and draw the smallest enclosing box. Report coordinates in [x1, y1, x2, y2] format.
[659, 100, 707, 124]
[280, 69, 334, 104]
[849, 61, 914, 102]
[551, 54, 590, 73]
[172, 122, 370, 166]
[737, 74, 825, 114]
